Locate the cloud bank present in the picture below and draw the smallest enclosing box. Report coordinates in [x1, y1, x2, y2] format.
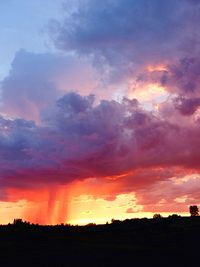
[1, 91, 200, 198]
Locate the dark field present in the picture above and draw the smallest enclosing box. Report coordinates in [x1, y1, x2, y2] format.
[0, 217, 199, 267]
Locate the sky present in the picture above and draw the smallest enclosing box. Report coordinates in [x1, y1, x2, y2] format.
[0, 0, 200, 225]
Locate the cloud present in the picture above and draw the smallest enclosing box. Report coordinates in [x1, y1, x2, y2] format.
[1, 91, 200, 196]
[0, 49, 99, 122]
[135, 173, 200, 213]
[134, 55, 200, 115]
[51, 0, 200, 82]
[126, 207, 138, 213]
[174, 97, 200, 116]
[159, 57, 200, 96]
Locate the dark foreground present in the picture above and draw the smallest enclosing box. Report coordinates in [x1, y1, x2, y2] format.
[0, 217, 199, 267]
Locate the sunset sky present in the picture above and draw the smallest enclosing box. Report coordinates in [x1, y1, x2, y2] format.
[0, 0, 200, 225]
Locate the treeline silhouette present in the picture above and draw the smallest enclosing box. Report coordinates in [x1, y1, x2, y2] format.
[8, 205, 199, 228]
[0, 208, 199, 267]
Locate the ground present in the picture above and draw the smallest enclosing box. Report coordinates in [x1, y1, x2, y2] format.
[0, 217, 199, 266]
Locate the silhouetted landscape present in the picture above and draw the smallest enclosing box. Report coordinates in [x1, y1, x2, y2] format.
[1, 215, 200, 266]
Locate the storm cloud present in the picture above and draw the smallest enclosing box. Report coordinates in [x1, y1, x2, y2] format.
[1, 91, 200, 193]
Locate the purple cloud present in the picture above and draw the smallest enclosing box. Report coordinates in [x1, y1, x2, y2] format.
[51, 0, 200, 81]
[0, 91, 200, 195]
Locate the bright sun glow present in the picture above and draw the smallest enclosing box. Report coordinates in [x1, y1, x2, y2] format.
[68, 193, 143, 225]
[128, 83, 168, 110]
[146, 64, 168, 72]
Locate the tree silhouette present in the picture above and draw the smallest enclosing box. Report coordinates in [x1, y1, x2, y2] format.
[13, 218, 23, 225]
[189, 205, 199, 216]
[168, 214, 180, 219]
[153, 214, 162, 219]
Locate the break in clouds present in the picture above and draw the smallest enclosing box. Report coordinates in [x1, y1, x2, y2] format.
[1, 0, 200, 212]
